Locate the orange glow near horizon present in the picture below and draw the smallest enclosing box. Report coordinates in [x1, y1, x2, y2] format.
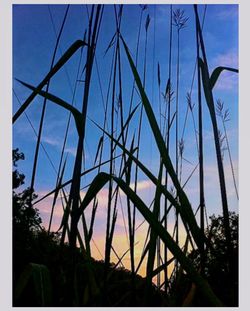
[36, 186, 194, 285]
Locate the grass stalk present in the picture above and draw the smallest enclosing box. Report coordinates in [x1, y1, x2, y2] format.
[75, 171, 223, 306]
[121, 34, 207, 256]
[29, 5, 69, 209]
[172, 9, 188, 276]
[104, 5, 119, 277]
[194, 4, 238, 274]
[216, 99, 239, 200]
[68, 5, 102, 250]
[163, 5, 173, 292]
[13, 39, 85, 123]
[195, 7, 205, 275]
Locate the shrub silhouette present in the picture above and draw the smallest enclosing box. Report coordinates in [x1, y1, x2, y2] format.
[12, 149, 167, 307]
[187, 212, 238, 306]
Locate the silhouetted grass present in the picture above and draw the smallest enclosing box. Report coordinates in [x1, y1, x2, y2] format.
[13, 4, 238, 307]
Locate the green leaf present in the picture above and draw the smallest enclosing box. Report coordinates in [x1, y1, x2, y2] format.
[210, 66, 238, 90]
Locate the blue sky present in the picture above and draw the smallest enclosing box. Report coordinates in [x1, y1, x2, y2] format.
[13, 4, 238, 270]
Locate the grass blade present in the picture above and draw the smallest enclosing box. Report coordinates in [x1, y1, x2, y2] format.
[194, 4, 239, 280]
[15, 79, 83, 137]
[117, 37, 206, 253]
[210, 66, 238, 90]
[13, 40, 86, 123]
[14, 263, 52, 307]
[33, 155, 122, 206]
[93, 120, 212, 253]
[94, 136, 104, 165]
[75, 171, 223, 306]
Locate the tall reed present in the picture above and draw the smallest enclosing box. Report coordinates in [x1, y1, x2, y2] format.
[194, 4, 238, 274]
[14, 5, 238, 306]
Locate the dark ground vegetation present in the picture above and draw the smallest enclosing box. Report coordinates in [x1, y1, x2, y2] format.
[13, 149, 238, 307]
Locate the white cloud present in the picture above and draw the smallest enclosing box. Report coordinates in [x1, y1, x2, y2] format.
[210, 50, 238, 91]
[214, 73, 238, 92]
[65, 147, 77, 157]
[42, 136, 76, 157]
[36, 178, 154, 230]
[129, 179, 153, 192]
[215, 6, 238, 21]
[210, 50, 239, 91]
[42, 136, 60, 147]
[212, 50, 238, 68]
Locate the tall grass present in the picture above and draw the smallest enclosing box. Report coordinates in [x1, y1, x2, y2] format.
[195, 4, 205, 275]
[14, 4, 238, 307]
[194, 4, 238, 274]
[172, 8, 188, 278]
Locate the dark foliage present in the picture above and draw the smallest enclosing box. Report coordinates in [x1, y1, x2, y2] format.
[13, 148, 42, 231]
[13, 149, 43, 286]
[187, 212, 238, 306]
[12, 149, 238, 307]
[12, 149, 167, 307]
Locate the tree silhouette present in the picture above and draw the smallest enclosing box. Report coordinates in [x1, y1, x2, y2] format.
[13, 148, 42, 231]
[188, 212, 238, 306]
[13, 148, 42, 290]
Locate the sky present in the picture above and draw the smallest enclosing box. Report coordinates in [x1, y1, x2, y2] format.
[12, 4, 238, 278]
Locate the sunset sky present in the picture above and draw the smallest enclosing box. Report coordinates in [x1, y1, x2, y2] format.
[13, 4, 238, 277]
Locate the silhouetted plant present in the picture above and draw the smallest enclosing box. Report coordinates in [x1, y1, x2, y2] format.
[188, 212, 238, 306]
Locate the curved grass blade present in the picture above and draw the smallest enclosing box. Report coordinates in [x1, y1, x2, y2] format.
[92, 120, 178, 209]
[75, 172, 223, 306]
[100, 40, 206, 253]
[15, 79, 83, 137]
[33, 155, 121, 206]
[210, 66, 238, 90]
[93, 120, 211, 253]
[13, 40, 86, 123]
[194, 5, 237, 277]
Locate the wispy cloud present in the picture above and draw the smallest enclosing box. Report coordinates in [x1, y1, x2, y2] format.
[129, 180, 153, 192]
[42, 136, 61, 147]
[65, 147, 77, 157]
[42, 136, 76, 157]
[212, 50, 238, 68]
[214, 73, 238, 91]
[210, 50, 238, 91]
[37, 178, 154, 231]
[215, 6, 238, 21]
